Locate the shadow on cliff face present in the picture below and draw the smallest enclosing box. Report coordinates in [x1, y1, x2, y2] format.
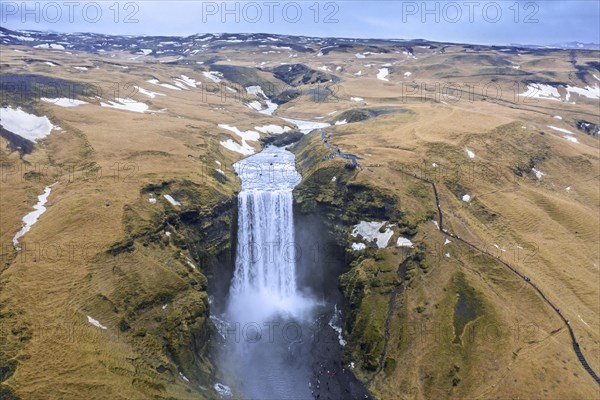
[294, 212, 347, 305]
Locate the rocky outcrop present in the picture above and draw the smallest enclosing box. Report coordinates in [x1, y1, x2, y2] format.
[96, 180, 237, 399]
[576, 120, 599, 136]
[291, 134, 411, 378]
[272, 63, 340, 86]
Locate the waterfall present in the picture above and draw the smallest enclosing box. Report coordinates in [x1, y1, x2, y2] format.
[217, 145, 316, 399]
[227, 145, 310, 321]
[232, 189, 297, 300]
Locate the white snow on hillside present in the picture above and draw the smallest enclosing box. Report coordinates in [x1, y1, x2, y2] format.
[564, 136, 579, 143]
[100, 98, 149, 113]
[351, 242, 366, 251]
[203, 71, 223, 83]
[163, 194, 181, 206]
[12, 185, 52, 249]
[41, 97, 88, 107]
[0, 107, 55, 141]
[519, 83, 561, 101]
[396, 237, 414, 247]
[218, 124, 260, 141]
[547, 125, 574, 134]
[177, 74, 198, 88]
[532, 167, 545, 180]
[135, 86, 165, 99]
[565, 84, 600, 100]
[87, 316, 107, 330]
[377, 68, 389, 81]
[147, 78, 181, 91]
[351, 221, 394, 249]
[219, 124, 259, 155]
[35, 43, 64, 49]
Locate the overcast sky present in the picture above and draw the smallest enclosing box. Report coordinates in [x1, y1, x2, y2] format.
[2, 1, 599, 45]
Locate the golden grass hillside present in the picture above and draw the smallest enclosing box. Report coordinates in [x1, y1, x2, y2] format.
[1, 33, 598, 399]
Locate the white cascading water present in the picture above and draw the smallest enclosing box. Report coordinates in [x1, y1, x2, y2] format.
[228, 145, 314, 321]
[220, 145, 315, 399]
[233, 189, 297, 297]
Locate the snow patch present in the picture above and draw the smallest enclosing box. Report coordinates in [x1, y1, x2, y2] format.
[377, 68, 389, 81]
[147, 78, 181, 91]
[396, 237, 414, 247]
[176, 74, 198, 88]
[218, 124, 259, 155]
[87, 316, 107, 330]
[203, 71, 223, 83]
[0, 107, 55, 141]
[519, 83, 561, 101]
[532, 168, 545, 180]
[100, 98, 148, 113]
[547, 125, 574, 134]
[351, 221, 393, 249]
[564, 135, 579, 143]
[218, 124, 260, 141]
[179, 372, 190, 382]
[41, 97, 88, 107]
[135, 86, 165, 99]
[12, 185, 52, 249]
[351, 242, 366, 251]
[163, 194, 181, 206]
[565, 84, 600, 100]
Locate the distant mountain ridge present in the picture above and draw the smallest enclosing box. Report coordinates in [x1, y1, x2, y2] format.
[511, 41, 600, 50]
[3, 27, 599, 58]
